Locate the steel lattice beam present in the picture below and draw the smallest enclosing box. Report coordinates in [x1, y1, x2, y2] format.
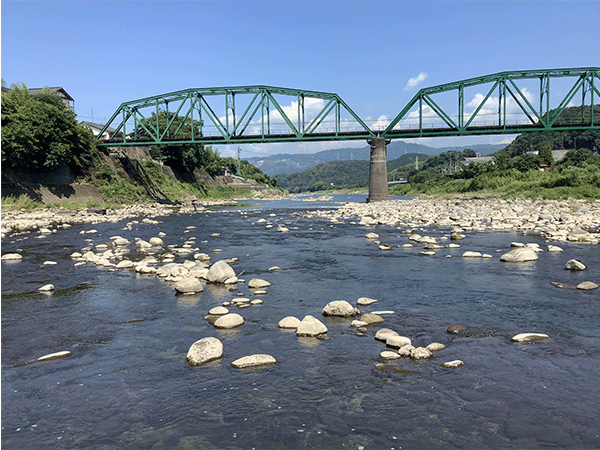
[96, 86, 374, 146]
[96, 68, 600, 147]
[382, 67, 600, 139]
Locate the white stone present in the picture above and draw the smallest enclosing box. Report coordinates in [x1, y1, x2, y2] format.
[386, 335, 412, 348]
[173, 277, 204, 294]
[186, 337, 223, 366]
[462, 251, 482, 258]
[206, 260, 236, 283]
[411, 347, 433, 360]
[380, 351, 401, 361]
[116, 260, 134, 269]
[149, 237, 163, 246]
[278, 316, 301, 329]
[209, 306, 229, 315]
[511, 333, 549, 343]
[231, 354, 276, 369]
[37, 351, 71, 361]
[441, 360, 464, 368]
[576, 281, 598, 290]
[398, 345, 415, 357]
[296, 315, 328, 337]
[548, 245, 563, 252]
[1, 253, 22, 261]
[365, 232, 379, 239]
[357, 297, 378, 306]
[374, 328, 399, 342]
[214, 313, 244, 329]
[322, 300, 359, 317]
[38, 284, 55, 292]
[248, 278, 271, 288]
[426, 342, 446, 352]
[500, 248, 539, 262]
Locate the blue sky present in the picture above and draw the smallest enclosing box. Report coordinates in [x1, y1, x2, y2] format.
[2, 0, 599, 158]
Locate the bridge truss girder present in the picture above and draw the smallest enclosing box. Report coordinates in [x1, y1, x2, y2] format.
[382, 67, 600, 139]
[96, 86, 374, 146]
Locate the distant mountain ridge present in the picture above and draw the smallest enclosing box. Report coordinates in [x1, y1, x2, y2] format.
[246, 141, 506, 176]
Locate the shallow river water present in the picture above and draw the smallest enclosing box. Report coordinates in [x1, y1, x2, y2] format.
[2, 194, 600, 449]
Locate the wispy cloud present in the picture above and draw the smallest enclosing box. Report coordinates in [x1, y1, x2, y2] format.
[404, 72, 428, 90]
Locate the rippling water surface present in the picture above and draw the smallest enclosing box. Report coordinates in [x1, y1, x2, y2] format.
[2, 194, 600, 449]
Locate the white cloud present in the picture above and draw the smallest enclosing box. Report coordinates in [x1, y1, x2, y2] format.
[404, 72, 428, 90]
[370, 114, 390, 131]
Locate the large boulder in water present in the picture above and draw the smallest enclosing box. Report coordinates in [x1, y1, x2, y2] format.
[322, 300, 359, 317]
[214, 313, 244, 329]
[500, 248, 538, 262]
[206, 260, 236, 283]
[186, 337, 223, 366]
[296, 315, 328, 337]
[174, 277, 204, 294]
[565, 259, 586, 271]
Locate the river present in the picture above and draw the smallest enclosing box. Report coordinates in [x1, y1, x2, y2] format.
[2, 194, 599, 449]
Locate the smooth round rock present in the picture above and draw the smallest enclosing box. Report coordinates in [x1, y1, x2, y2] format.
[1, 253, 22, 261]
[576, 281, 598, 290]
[462, 251, 482, 258]
[278, 316, 301, 329]
[248, 278, 271, 288]
[374, 328, 399, 342]
[173, 277, 204, 294]
[231, 354, 276, 369]
[386, 335, 412, 348]
[511, 333, 549, 343]
[186, 337, 223, 366]
[38, 284, 55, 292]
[426, 342, 446, 352]
[209, 306, 229, 315]
[380, 351, 401, 361]
[214, 313, 244, 329]
[116, 260, 134, 269]
[360, 313, 384, 324]
[500, 248, 539, 262]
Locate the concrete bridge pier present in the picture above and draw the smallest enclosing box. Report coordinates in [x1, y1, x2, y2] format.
[367, 137, 389, 202]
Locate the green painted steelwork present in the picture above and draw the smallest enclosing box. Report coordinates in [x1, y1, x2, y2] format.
[382, 67, 600, 139]
[97, 68, 599, 147]
[96, 86, 374, 146]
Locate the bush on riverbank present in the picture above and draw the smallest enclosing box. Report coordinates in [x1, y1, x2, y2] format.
[390, 158, 600, 200]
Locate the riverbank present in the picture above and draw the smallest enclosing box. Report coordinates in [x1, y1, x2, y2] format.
[2, 193, 599, 244]
[312, 196, 600, 244]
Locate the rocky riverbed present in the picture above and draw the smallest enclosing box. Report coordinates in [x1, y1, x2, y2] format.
[4, 195, 600, 244]
[310, 196, 600, 244]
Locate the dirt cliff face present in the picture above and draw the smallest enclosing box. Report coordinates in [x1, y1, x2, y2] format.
[1, 164, 104, 204]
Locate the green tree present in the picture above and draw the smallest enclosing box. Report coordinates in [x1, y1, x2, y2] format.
[511, 153, 541, 172]
[1, 84, 96, 171]
[537, 142, 554, 165]
[462, 148, 477, 158]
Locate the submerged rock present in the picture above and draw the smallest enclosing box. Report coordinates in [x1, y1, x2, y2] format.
[447, 324, 466, 334]
[248, 278, 271, 288]
[360, 313, 384, 325]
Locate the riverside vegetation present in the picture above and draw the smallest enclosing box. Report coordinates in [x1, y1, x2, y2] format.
[1, 82, 281, 213]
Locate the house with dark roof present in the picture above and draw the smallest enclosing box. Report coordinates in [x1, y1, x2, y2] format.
[28, 86, 74, 112]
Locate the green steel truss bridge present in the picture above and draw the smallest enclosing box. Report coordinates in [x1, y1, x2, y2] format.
[97, 67, 599, 147]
